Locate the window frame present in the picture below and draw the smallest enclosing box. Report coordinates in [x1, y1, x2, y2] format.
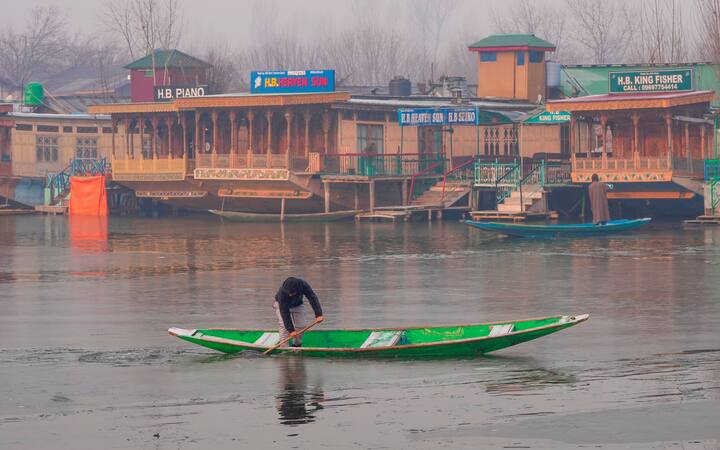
[480, 52, 497, 62]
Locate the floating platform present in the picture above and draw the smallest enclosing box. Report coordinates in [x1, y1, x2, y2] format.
[470, 210, 558, 222]
[34, 205, 68, 215]
[0, 208, 36, 216]
[357, 205, 469, 222]
[684, 215, 720, 225]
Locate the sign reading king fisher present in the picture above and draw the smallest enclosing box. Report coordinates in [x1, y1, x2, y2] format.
[609, 68, 693, 94]
[250, 70, 335, 94]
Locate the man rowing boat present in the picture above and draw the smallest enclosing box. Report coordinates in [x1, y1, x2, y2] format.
[274, 277, 324, 347]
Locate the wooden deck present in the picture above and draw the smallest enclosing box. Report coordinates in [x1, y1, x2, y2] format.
[34, 205, 68, 215]
[684, 215, 720, 225]
[356, 205, 470, 222]
[470, 210, 559, 222]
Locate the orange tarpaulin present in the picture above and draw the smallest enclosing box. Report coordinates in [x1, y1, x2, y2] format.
[69, 176, 108, 216]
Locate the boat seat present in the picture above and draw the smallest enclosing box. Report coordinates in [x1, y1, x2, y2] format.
[360, 331, 405, 348]
[254, 332, 280, 346]
[488, 324, 514, 337]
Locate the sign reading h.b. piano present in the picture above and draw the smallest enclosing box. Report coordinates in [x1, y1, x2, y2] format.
[154, 85, 207, 101]
[609, 68, 693, 94]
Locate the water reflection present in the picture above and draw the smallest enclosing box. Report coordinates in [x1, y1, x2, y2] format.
[69, 215, 108, 253]
[275, 357, 324, 426]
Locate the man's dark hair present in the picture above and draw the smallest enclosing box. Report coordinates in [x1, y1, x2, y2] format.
[281, 277, 302, 295]
[591, 173, 599, 182]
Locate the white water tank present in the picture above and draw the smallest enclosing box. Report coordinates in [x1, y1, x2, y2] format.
[546, 61, 561, 87]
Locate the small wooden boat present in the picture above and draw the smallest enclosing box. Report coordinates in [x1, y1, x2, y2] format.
[209, 209, 357, 223]
[466, 218, 651, 238]
[168, 314, 588, 358]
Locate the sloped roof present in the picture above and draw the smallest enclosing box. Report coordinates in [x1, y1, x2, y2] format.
[469, 34, 556, 52]
[124, 49, 211, 70]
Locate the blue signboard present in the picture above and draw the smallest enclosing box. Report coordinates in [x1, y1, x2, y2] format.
[397, 107, 478, 126]
[250, 70, 335, 94]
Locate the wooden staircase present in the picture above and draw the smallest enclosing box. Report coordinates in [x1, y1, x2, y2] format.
[410, 180, 470, 207]
[496, 184, 547, 213]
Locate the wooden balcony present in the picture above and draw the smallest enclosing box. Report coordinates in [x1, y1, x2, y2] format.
[572, 154, 673, 183]
[111, 155, 193, 182]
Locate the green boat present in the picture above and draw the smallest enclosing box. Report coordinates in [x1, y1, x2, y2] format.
[168, 314, 589, 358]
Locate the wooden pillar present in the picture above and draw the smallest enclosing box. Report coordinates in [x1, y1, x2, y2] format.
[631, 112, 639, 164]
[211, 110, 219, 155]
[247, 110, 255, 154]
[280, 197, 286, 222]
[110, 118, 116, 158]
[701, 124, 707, 160]
[151, 116, 159, 160]
[685, 121, 691, 173]
[303, 108, 311, 156]
[369, 179, 375, 212]
[230, 110, 238, 156]
[664, 112, 673, 167]
[402, 179, 408, 206]
[285, 110, 293, 168]
[195, 112, 201, 158]
[266, 110, 273, 167]
[354, 184, 359, 211]
[139, 117, 145, 160]
[167, 117, 173, 159]
[181, 114, 188, 159]
[324, 181, 330, 213]
[322, 110, 330, 154]
[124, 118, 131, 158]
[600, 114, 608, 155]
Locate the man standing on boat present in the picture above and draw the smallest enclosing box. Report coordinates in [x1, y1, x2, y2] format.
[588, 173, 611, 225]
[274, 277, 324, 347]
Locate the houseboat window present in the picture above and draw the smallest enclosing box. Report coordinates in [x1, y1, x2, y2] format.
[102, 127, 114, 134]
[529, 51, 544, 63]
[37, 125, 59, 132]
[560, 124, 570, 157]
[76, 137, 98, 158]
[36, 136, 58, 162]
[63, 126, 73, 133]
[480, 52, 497, 62]
[77, 126, 99, 134]
[357, 124, 384, 154]
[517, 52, 525, 65]
[342, 111, 353, 120]
[484, 126, 518, 156]
[15, 124, 33, 131]
[142, 136, 152, 159]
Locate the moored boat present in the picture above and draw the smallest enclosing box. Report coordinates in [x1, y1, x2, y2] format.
[209, 209, 357, 223]
[168, 314, 588, 357]
[466, 218, 652, 238]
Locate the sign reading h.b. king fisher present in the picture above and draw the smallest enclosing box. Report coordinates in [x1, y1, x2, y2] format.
[609, 68, 693, 94]
[250, 70, 335, 94]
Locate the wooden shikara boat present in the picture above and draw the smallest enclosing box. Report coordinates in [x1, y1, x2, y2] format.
[466, 218, 651, 238]
[209, 209, 357, 223]
[168, 314, 589, 358]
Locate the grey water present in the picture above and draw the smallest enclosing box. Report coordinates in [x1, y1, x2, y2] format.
[0, 215, 719, 449]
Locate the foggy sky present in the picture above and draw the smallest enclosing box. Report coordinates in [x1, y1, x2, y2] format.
[0, 0, 498, 53]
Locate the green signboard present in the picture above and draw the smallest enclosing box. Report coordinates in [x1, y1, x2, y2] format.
[609, 68, 693, 94]
[525, 111, 571, 124]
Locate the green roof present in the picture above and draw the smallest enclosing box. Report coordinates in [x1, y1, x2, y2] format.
[469, 34, 556, 50]
[124, 49, 211, 70]
[560, 63, 720, 107]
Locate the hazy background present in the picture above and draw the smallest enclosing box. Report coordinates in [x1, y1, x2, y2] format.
[0, 0, 713, 96]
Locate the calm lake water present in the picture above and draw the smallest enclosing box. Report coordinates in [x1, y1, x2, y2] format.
[1, 215, 719, 449]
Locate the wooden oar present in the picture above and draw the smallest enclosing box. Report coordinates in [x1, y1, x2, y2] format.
[263, 320, 321, 355]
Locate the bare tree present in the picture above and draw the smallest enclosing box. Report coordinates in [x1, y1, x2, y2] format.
[566, 0, 636, 64]
[491, 0, 576, 62]
[0, 7, 67, 91]
[101, 0, 184, 60]
[695, 0, 720, 62]
[411, 0, 460, 81]
[202, 42, 240, 94]
[632, 0, 687, 63]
